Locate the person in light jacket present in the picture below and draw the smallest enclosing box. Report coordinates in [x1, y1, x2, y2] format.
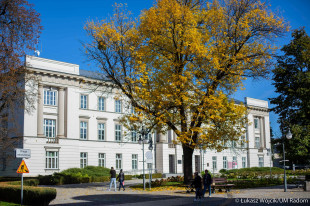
[109, 167, 117, 191]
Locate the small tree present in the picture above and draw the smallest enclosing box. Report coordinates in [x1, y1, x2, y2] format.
[270, 28, 310, 165]
[85, 0, 287, 183]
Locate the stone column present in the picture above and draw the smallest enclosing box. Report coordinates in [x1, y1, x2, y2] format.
[37, 84, 44, 137]
[260, 117, 265, 148]
[57, 87, 65, 138]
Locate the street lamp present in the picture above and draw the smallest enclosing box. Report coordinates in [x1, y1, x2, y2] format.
[283, 129, 292, 192]
[138, 126, 150, 190]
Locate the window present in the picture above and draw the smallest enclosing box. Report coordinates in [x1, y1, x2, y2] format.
[255, 136, 260, 148]
[254, 118, 260, 129]
[223, 156, 227, 169]
[242, 157, 246, 168]
[132, 154, 138, 170]
[98, 123, 105, 140]
[80, 95, 88, 109]
[98, 97, 105, 111]
[80, 152, 87, 168]
[44, 119, 56, 137]
[115, 124, 122, 141]
[116, 154, 122, 169]
[212, 156, 217, 170]
[259, 156, 264, 167]
[115, 100, 122, 113]
[233, 156, 237, 169]
[46, 151, 58, 169]
[98, 153, 105, 167]
[44, 89, 57, 106]
[80, 121, 88, 140]
[131, 131, 137, 142]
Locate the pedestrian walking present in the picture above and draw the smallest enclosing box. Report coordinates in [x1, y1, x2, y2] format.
[191, 171, 202, 201]
[117, 169, 125, 191]
[109, 167, 117, 191]
[202, 169, 212, 197]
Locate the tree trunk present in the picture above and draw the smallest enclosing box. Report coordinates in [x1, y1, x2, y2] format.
[182, 144, 194, 184]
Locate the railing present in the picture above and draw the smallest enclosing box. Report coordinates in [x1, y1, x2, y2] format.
[168, 144, 176, 148]
[46, 137, 59, 144]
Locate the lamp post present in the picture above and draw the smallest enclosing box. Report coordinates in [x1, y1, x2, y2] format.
[283, 129, 292, 192]
[138, 126, 151, 190]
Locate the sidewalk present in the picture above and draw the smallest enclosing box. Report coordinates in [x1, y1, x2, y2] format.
[48, 179, 310, 206]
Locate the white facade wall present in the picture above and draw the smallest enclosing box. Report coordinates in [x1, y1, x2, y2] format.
[2, 56, 272, 177]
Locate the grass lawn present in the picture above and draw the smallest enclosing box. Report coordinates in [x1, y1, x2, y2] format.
[0, 202, 20, 206]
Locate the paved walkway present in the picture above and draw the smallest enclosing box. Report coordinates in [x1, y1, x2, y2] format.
[47, 179, 310, 206]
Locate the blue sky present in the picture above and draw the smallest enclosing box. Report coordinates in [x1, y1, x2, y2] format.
[28, 0, 310, 137]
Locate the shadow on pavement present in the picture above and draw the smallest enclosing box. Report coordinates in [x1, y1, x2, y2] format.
[52, 194, 228, 206]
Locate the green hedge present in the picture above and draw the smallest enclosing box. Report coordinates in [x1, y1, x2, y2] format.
[136, 173, 162, 179]
[0, 183, 56, 206]
[38, 166, 134, 185]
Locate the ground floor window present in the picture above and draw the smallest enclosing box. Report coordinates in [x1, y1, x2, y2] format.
[116, 154, 122, 169]
[80, 152, 87, 168]
[259, 156, 264, 167]
[223, 156, 227, 169]
[212, 156, 217, 171]
[98, 153, 105, 167]
[233, 156, 237, 169]
[132, 154, 138, 170]
[242, 157, 246, 168]
[46, 151, 58, 169]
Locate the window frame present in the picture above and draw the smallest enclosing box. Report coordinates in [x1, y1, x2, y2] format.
[80, 94, 88, 109]
[115, 124, 122, 141]
[132, 154, 138, 170]
[98, 122, 105, 141]
[212, 156, 217, 170]
[80, 152, 88, 168]
[223, 156, 227, 169]
[45, 151, 58, 169]
[44, 119, 56, 138]
[115, 100, 122, 113]
[98, 153, 105, 167]
[116, 153, 122, 169]
[258, 156, 264, 167]
[242, 157, 246, 168]
[80, 121, 88, 140]
[98, 97, 105, 111]
[43, 89, 57, 106]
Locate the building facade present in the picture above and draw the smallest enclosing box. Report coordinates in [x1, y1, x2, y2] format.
[1, 56, 272, 177]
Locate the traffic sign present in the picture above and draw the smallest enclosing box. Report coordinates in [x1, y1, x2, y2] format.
[15, 149, 31, 159]
[16, 160, 29, 173]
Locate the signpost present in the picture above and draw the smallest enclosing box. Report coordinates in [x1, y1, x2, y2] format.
[15, 149, 31, 206]
[15, 149, 31, 159]
[146, 151, 153, 190]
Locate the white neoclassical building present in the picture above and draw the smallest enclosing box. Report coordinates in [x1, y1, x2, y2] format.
[1, 56, 272, 177]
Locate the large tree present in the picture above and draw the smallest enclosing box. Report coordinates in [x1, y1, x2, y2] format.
[0, 0, 41, 164]
[270, 28, 310, 165]
[85, 0, 287, 183]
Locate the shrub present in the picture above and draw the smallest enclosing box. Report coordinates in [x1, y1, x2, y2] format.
[137, 173, 162, 179]
[0, 183, 56, 206]
[7, 179, 39, 186]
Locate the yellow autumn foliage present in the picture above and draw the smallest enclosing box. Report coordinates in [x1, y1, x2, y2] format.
[84, 0, 287, 180]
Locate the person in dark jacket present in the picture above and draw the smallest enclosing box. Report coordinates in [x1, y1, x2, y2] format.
[109, 167, 117, 191]
[202, 169, 213, 197]
[191, 172, 202, 201]
[117, 169, 125, 191]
